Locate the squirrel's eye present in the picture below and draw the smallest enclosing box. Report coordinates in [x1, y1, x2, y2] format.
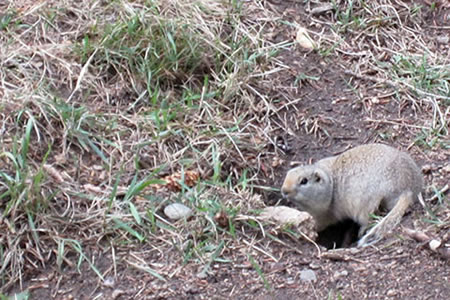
[299, 178, 308, 185]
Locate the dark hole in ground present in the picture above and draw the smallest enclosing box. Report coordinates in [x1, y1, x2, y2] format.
[317, 218, 361, 249]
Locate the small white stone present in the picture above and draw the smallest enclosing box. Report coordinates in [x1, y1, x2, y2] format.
[309, 262, 320, 269]
[429, 239, 441, 251]
[286, 277, 295, 284]
[103, 276, 115, 287]
[387, 289, 397, 296]
[371, 97, 380, 104]
[436, 35, 449, 44]
[299, 269, 317, 283]
[333, 270, 349, 279]
[296, 26, 316, 49]
[164, 203, 193, 220]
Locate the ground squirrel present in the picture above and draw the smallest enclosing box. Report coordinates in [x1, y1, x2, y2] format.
[281, 143, 423, 247]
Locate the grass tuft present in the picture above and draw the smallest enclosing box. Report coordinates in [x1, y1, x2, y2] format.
[0, 0, 283, 292]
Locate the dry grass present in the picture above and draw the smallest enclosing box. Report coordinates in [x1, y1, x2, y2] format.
[0, 0, 449, 298]
[306, 0, 449, 134]
[0, 0, 289, 292]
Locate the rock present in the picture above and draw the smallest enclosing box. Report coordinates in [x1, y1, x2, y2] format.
[333, 270, 349, 279]
[164, 203, 193, 220]
[429, 239, 441, 251]
[309, 262, 320, 269]
[260, 206, 317, 240]
[103, 276, 115, 287]
[299, 269, 317, 283]
[260, 206, 312, 225]
[387, 289, 398, 297]
[286, 277, 295, 284]
[296, 26, 316, 49]
[436, 35, 449, 45]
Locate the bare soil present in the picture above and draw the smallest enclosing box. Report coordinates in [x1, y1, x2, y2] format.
[5, 1, 450, 299]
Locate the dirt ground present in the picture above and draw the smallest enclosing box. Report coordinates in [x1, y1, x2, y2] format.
[4, 0, 450, 299]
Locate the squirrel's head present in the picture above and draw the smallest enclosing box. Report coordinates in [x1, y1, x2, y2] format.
[281, 165, 333, 216]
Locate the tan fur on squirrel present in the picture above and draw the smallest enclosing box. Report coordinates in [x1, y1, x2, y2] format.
[281, 143, 423, 247]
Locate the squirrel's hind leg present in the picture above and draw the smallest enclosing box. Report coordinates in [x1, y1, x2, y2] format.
[357, 191, 414, 247]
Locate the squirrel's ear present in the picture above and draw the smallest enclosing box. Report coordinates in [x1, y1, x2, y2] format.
[313, 171, 322, 182]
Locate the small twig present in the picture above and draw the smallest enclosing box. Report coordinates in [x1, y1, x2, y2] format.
[66, 48, 99, 103]
[243, 239, 279, 262]
[429, 184, 449, 202]
[364, 118, 429, 130]
[403, 228, 450, 260]
[298, 231, 322, 257]
[320, 249, 366, 263]
[344, 70, 450, 101]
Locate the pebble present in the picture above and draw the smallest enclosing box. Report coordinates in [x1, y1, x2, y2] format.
[103, 276, 115, 287]
[299, 269, 317, 283]
[387, 289, 398, 296]
[333, 270, 349, 279]
[164, 203, 193, 220]
[422, 164, 432, 174]
[429, 239, 441, 251]
[436, 35, 449, 45]
[309, 262, 320, 269]
[296, 26, 315, 49]
[286, 277, 295, 284]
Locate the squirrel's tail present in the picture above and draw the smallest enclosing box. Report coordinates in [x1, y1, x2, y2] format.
[357, 191, 414, 247]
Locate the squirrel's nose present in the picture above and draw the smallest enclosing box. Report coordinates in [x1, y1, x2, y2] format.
[281, 186, 291, 198]
[281, 174, 295, 198]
